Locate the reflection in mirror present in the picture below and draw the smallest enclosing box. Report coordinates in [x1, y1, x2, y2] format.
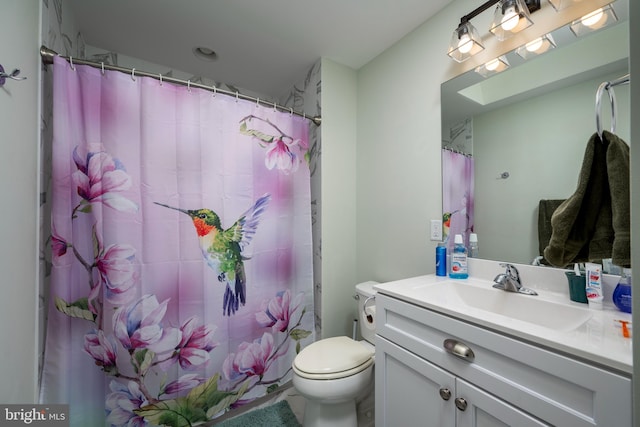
[441, 2, 629, 267]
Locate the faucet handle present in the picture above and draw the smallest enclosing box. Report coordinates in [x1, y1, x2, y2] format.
[499, 263, 521, 283]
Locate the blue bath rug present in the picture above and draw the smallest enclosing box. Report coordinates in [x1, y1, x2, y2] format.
[214, 400, 301, 427]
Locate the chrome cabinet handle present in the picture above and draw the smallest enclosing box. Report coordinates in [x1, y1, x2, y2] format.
[443, 339, 475, 362]
[439, 387, 451, 401]
[455, 397, 468, 411]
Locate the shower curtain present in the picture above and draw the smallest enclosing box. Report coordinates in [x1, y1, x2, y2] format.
[442, 149, 475, 252]
[40, 56, 315, 426]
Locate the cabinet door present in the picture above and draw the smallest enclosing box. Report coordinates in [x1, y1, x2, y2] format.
[455, 380, 551, 427]
[376, 336, 456, 427]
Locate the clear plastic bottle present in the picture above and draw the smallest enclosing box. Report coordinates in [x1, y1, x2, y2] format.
[469, 233, 479, 258]
[449, 234, 468, 279]
[612, 268, 632, 313]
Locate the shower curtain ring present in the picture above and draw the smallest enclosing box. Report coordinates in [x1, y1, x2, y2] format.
[69, 57, 75, 71]
[131, 68, 136, 81]
[187, 80, 191, 92]
[256, 98, 260, 108]
[212, 85, 216, 97]
[273, 101, 277, 112]
[235, 92, 239, 102]
[159, 73, 163, 86]
[100, 62, 105, 75]
[290, 107, 293, 116]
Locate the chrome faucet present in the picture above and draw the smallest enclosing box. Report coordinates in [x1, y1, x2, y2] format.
[493, 263, 538, 296]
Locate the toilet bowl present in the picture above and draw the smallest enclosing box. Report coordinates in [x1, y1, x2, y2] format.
[292, 281, 378, 427]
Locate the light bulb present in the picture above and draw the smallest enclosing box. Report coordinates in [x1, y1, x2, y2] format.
[485, 59, 501, 71]
[501, 6, 520, 31]
[525, 37, 544, 52]
[581, 8, 605, 28]
[457, 34, 473, 54]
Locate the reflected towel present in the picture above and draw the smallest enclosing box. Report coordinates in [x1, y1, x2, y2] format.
[607, 131, 630, 266]
[537, 199, 565, 259]
[543, 131, 630, 268]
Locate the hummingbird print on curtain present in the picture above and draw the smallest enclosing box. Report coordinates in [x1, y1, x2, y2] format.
[155, 194, 271, 316]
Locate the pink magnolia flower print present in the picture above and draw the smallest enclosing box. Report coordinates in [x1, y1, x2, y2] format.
[175, 317, 218, 370]
[72, 143, 138, 212]
[239, 115, 309, 174]
[256, 290, 303, 332]
[50, 231, 69, 258]
[113, 294, 181, 353]
[223, 332, 274, 381]
[84, 329, 118, 373]
[265, 138, 300, 174]
[106, 380, 148, 427]
[161, 374, 206, 396]
[96, 243, 138, 304]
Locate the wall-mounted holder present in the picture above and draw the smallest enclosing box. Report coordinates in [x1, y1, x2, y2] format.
[0, 64, 27, 87]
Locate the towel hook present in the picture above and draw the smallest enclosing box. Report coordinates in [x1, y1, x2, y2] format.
[595, 81, 617, 140]
[0, 64, 27, 86]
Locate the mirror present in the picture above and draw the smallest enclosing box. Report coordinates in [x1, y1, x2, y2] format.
[441, 1, 630, 266]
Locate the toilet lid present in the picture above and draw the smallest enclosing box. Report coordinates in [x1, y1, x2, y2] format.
[293, 336, 374, 379]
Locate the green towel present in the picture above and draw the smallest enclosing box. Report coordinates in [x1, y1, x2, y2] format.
[607, 132, 631, 267]
[214, 400, 301, 427]
[537, 199, 565, 261]
[544, 131, 630, 268]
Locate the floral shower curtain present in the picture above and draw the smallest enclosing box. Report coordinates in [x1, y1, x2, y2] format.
[40, 56, 315, 426]
[442, 149, 474, 252]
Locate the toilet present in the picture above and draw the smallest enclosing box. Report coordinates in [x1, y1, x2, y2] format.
[292, 281, 378, 427]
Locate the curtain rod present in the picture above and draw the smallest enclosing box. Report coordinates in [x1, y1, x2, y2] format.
[39, 46, 321, 126]
[442, 146, 472, 157]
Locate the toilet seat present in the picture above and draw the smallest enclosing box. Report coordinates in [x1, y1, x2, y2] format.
[293, 336, 374, 380]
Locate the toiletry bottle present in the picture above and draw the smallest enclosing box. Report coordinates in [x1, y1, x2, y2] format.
[585, 262, 603, 310]
[469, 233, 479, 258]
[613, 268, 632, 313]
[436, 243, 447, 276]
[450, 234, 468, 279]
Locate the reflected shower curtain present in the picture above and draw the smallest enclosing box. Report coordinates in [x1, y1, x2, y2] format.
[442, 149, 474, 252]
[40, 56, 314, 426]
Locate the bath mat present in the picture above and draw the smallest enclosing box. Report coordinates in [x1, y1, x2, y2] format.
[214, 400, 301, 427]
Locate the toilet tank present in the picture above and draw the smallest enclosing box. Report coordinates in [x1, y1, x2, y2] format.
[356, 281, 378, 344]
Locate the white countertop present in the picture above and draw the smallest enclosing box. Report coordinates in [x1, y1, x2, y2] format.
[374, 273, 633, 375]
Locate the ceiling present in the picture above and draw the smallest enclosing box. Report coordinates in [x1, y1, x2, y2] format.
[67, 0, 454, 98]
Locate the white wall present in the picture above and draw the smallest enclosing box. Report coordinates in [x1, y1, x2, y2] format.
[320, 59, 358, 338]
[0, 0, 40, 403]
[355, 0, 475, 282]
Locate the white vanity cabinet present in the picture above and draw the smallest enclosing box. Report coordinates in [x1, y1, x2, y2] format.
[375, 293, 632, 427]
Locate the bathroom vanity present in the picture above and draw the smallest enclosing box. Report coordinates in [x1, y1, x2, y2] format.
[374, 272, 632, 427]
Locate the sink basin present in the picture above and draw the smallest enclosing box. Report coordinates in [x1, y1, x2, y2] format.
[409, 280, 592, 332]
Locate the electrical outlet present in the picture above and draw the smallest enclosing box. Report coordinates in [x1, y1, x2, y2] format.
[430, 219, 442, 241]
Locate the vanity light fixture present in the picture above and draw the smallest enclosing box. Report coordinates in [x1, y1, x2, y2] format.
[447, 21, 485, 62]
[570, 4, 618, 37]
[489, 0, 535, 41]
[475, 55, 510, 77]
[515, 33, 556, 59]
[447, 0, 541, 62]
[547, 0, 578, 12]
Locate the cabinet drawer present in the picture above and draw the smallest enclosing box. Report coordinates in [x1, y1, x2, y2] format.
[376, 293, 632, 427]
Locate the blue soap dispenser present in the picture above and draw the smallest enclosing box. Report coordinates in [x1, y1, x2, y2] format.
[612, 268, 632, 313]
